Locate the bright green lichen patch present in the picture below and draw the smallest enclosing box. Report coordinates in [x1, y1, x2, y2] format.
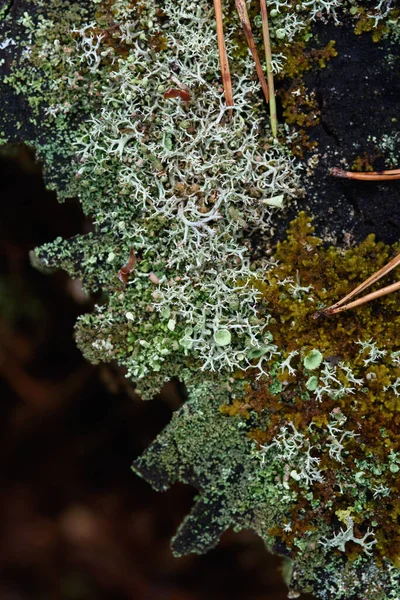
[214, 329, 232, 347]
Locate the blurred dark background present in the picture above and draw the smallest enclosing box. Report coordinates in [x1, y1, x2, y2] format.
[0, 145, 313, 600]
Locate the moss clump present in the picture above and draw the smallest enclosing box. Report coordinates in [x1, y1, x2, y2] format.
[135, 215, 400, 599]
[276, 39, 338, 155]
[351, 152, 376, 172]
[279, 39, 338, 80]
[353, 6, 400, 42]
[236, 213, 400, 564]
[258, 213, 399, 354]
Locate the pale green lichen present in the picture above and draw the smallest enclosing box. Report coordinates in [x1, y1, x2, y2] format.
[10, 0, 303, 382]
[1, 0, 400, 598]
[303, 348, 324, 370]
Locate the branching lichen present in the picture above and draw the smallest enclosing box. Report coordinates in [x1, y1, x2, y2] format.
[1, 0, 399, 598]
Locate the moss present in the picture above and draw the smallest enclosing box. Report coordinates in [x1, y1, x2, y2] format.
[352, 7, 400, 42]
[276, 39, 337, 155]
[280, 39, 338, 80]
[134, 214, 400, 597]
[231, 213, 400, 564]
[2, 0, 400, 597]
[278, 81, 320, 156]
[351, 152, 376, 171]
[259, 213, 399, 354]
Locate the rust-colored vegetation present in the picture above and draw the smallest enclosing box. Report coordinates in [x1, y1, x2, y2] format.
[230, 214, 400, 560]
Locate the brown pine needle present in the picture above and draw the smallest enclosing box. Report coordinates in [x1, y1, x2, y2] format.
[213, 0, 234, 114]
[259, 0, 277, 137]
[331, 167, 400, 181]
[321, 280, 400, 315]
[234, 0, 270, 105]
[313, 251, 400, 318]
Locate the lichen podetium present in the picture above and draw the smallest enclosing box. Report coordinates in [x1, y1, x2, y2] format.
[135, 214, 400, 599]
[0, 0, 399, 598]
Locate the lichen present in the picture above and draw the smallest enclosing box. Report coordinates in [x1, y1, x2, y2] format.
[240, 214, 400, 569]
[10, 0, 303, 386]
[1, 0, 400, 598]
[135, 215, 400, 599]
[352, 4, 400, 42]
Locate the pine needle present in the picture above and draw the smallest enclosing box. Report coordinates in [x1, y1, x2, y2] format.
[331, 167, 400, 181]
[259, 0, 277, 137]
[213, 0, 234, 114]
[321, 280, 400, 315]
[314, 251, 400, 317]
[234, 0, 270, 105]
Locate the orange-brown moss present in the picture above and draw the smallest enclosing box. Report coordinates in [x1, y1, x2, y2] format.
[259, 213, 399, 356]
[277, 41, 337, 155]
[220, 398, 251, 418]
[351, 153, 376, 172]
[231, 213, 400, 561]
[279, 40, 338, 80]
[353, 8, 392, 42]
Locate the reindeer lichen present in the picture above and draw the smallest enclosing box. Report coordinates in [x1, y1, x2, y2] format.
[1, 0, 399, 598]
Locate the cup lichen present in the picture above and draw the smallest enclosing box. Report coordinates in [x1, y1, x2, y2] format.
[1, 0, 399, 598]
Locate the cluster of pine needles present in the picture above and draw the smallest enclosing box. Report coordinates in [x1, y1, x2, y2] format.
[213, 0, 277, 137]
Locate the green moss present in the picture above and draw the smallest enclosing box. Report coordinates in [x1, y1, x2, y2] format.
[258, 213, 399, 356]
[352, 6, 400, 42]
[2, 0, 400, 597]
[234, 214, 400, 565]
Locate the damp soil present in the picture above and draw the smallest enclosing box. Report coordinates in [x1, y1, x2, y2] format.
[273, 19, 400, 247]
